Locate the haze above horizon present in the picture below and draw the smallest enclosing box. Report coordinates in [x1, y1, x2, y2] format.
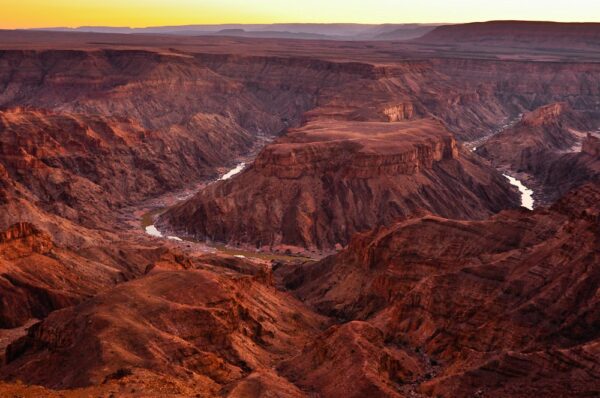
[2, 0, 600, 29]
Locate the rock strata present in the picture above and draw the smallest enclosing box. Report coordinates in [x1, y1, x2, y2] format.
[160, 119, 519, 250]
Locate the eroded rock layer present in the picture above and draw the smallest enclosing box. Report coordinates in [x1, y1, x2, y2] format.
[282, 183, 600, 397]
[160, 119, 519, 250]
[479, 102, 600, 202]
[1, 34, 600, 398]
[2, 269, 326, 397]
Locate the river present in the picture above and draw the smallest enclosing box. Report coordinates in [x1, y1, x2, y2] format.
[503, 174, 535, 210]
[144, 162, 247, 241]
[464, 114, 536, 210]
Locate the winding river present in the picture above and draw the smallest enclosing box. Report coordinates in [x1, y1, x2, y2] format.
[144, 162, 247, 240]
[464, 114, 536, 210]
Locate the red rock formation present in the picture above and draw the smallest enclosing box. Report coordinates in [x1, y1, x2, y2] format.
[279, 321, 424, 398]
[582, 132, 600, 157]
[479, 102, 596, 171]
[479, 103, 600, 203]
[0, 222, 197, 329]
[0, 106, 264, 228]
[537, 136, 600, 202]
[1, 269, 326, 396]
[282, 183, 600, 397]
[159, 118, 519, 250]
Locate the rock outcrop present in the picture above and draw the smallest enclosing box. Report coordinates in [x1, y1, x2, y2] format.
[583, 132, 600, 156]
[279, 321, 424, 398]
[282, 182, 600, 397]
[536, 136, 600, 202]
[478, 103, 600, 203]
[478, 102, 596, 171]
[0, 221, 197, 328]
[159, 119, 519, 250]
[2, 269, 326, 396]
[0, 107, 257, 228]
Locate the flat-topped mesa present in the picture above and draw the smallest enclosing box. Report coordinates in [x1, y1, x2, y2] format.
[253, 119, 458, 179]
[159, 118, 517, 250]
[416, 21, 600, 51]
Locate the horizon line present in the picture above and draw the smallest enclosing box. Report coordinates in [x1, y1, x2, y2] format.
[7, 19, 600, 31]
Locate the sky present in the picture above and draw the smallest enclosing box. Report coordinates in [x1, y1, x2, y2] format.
[2, 0, 600, 29]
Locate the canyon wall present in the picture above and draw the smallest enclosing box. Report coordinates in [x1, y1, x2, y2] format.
[281, 182, 600, 397]
[160, 119, 518, 250]
[0, 34, 600, 397]
[479, 102, 600, 203]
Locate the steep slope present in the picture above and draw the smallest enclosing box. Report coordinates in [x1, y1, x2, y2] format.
[159, 119, 519, 250]
[478, 103, 600, 202]
[3, 48, 600, 153]
[0, 221, 196, 329]
[0, 108, 257, 228]
[2, 269, 326, 397]
[279, 320, 424, 398]
[535, 132, 600, 200]
[478, 102, 596, 171]
[282, 183, 600, 397]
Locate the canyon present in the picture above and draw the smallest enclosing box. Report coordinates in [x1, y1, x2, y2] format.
[478, 102, 600, 203]
[0, 21, 599, 397]
[280, 182, 600, 397]
[159, 118, 518, 250]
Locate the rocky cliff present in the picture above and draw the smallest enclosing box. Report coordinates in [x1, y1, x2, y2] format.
[537, 133, 600, 201]
[478, 102, 596, 171]
[0, 220, 197, 328]
[478, 103, 600, 203]
[281, 182, 600, 397]
[583, 132, 600, 156]
[2, 269, 326, 396]
[159, 119, 519, 250]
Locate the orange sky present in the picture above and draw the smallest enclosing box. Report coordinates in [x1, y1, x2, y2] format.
[2, 0, 599, 29]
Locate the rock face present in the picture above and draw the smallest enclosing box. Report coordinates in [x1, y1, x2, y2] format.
[1, 269, 326, 397]
[1, 35, 600, 397]
[0, 221, 196, 329]
[479, 102, 596, 171]
[479, 103, 600, 202]
[0, 107, 257, 228]
[583, 132, 600, 156]
[160, 119, 519, 250]
[279, 321, 424, 398]
[537, 136, 600, 201]
[282, 182, 600, 397]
